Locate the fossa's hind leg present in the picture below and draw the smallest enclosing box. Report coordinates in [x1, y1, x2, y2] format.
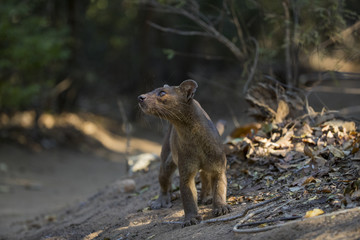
[199, 171, 212, 205]
[150, 127, 177, 209]
[150, 153, 177, 209]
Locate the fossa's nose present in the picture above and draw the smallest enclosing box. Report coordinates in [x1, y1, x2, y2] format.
[138, 95, 146, 102]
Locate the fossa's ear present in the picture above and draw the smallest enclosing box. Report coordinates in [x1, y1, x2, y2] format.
[179, 79, 198, 102]
[163, 84, 170, 88]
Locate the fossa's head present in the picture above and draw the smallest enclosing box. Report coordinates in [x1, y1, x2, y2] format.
[138, 80, 198, 121]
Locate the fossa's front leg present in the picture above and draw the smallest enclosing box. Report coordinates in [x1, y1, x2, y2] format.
[179, 166, 202, 227]
[212, 171, 231, 216]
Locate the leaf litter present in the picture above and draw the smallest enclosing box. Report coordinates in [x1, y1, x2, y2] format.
[224, 104, 360, 232]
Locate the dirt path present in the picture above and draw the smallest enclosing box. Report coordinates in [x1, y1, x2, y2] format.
[1, 157, 359, 240]
[0, 142, 359, 240]
[0, 144, 129, 237]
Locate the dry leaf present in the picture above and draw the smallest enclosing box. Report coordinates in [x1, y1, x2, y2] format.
[275, 162, 291, 170]
[353, 150, 360, 161]
[304, 145, 314, 158]
[302, 176, 316, 185]
[289, 186, 302, 192]
[302, 137, 316, 145]
[322, 120, 356, 133]
[320, 188, 331, 193]
[230, 123, 261, 138]
[313, 156, 327, 168]
[328, 145, 346, 158]
[304, 208, 324, 218]
[270, 149, 288, 157]
[307, 196, 319, 202]
[297, 123, 313, 136]
[327, 131, 334, 138]
[351, 146, 359, 155]
[276, 130, 294, 147]
[274, 100, 289, 124]
[342, 141, 354, 150]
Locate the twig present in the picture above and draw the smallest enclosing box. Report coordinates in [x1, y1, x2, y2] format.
[147, 21, 213, 38]
[271, 198, 294, 213]
[282, 0, 293, 87]
[243, 37, 259, 94]
[234, 207, 360, 233]
[288, 156, 308, 164]
[117, 99, 132, 156]
[230, 0, 248, 56]
[291, 0, 299, 85]
[162, 49, 232, 61]
[203, 195, 282, 223]
[233, 215, 302, 233]
[146, 0, 244, 61]
[188, 0, 212, 26]
[234, 202, 277, 225]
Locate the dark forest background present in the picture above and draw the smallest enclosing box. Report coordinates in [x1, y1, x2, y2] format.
[1, 0, 360, 123]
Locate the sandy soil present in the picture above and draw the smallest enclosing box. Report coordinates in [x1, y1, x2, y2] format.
[0, 144, 128, 236]
[1, 142, 360, 240]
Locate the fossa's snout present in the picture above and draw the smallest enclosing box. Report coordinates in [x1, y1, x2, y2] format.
[138, 94, 146, 102]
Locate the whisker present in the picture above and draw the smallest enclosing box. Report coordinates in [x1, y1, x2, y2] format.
[136, 106, 151, 128]
[168, 108, 186, 122]
[156, 109, 167, 129]
[160, 108, 182, 123]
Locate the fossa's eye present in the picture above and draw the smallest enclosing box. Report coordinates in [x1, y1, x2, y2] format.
[158, 91, 166, 97]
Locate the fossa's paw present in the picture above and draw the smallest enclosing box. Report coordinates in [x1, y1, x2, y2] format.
[199, 196, 212, 205]
[182, 215, 202, 227]
[149, 194, 172, 209]
[213, 204, 231, 216]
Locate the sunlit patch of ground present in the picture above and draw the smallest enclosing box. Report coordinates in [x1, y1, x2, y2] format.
[308, 51, 360, 73]
[0, 111, 161, 155]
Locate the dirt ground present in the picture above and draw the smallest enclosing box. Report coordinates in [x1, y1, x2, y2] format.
[1, 139, 360, 240]
[0, 143, 127, 237]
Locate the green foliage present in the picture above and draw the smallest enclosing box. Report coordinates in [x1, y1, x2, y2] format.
[0, 81, 41, 109]
[296, 0, 347, 48]
[0, 0, 70, 111]
[163, 49, 176, 60]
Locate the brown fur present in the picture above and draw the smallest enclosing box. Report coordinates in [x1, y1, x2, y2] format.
[138, 80, 230, 227]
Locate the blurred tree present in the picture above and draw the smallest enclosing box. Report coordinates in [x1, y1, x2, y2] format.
[0, 0, 359, 117]
[145, 0, 360, 88]
[0, 0, 71, 111]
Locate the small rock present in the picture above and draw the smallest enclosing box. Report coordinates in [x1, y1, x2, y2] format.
[127, 153, 159, 175]
[0, 185, 10, 193]
[0, 162, 8, 172]
[112, 179, 136, 193]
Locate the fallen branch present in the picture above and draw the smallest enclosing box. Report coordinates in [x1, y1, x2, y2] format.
[233, 202, 277, 225]
[233, 207, 360, 233]
[204, 195, 282, 223]
[233, 215, 302, 233]
[162, 195, 281, 225]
